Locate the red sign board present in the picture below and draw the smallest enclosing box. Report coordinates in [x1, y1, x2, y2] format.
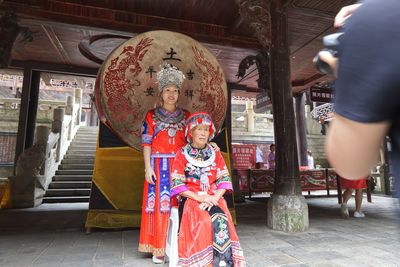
[310, 86, 334, 103]
[232, 144, 256, 170]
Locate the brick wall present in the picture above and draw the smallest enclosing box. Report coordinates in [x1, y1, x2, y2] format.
[0, 133, 16, 165]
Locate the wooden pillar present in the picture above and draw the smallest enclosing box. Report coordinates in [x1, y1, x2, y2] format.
[237, 0, 308, 232]
[269, 2, 301, 195]
[294, 92, 308, 167]
[14, 68, 41, 172]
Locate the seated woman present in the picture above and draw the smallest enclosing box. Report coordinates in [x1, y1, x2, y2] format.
[171, 112, 246, 267]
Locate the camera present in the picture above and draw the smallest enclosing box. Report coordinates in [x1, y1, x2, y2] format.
[313, 32, 344, 74]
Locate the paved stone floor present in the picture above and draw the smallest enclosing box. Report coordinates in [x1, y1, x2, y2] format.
[0, 195, 399, 267]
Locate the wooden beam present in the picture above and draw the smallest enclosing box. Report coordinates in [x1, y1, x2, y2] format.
[41, 24, 71, 64]
[292, 73, 325, 87]
[10, 60, 99, 76]
[227, 82, 261, 92]
[0, 1, 261, 49]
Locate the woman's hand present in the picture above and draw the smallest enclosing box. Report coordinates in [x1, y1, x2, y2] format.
[198, 195, 220, 211]
[209, 142, 220, 152]
[199, 202, 213, 211]
[199, 194, 220, 206]
[145, 168, 156, 185]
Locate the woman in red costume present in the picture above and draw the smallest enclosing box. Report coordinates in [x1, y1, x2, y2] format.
[171, 112, 246, 267]
[340, 177, 369, 218]
[138, 64, 190, 264]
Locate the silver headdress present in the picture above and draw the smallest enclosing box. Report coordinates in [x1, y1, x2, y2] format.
[156, 63, 186, 92]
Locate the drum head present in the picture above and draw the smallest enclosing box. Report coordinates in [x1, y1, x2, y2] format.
[96, 30, 228, 150]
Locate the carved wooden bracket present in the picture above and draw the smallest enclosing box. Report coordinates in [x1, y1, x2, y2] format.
[237, 50, 271, 97]
[236, 0, 271, 48]
[0, 12, 21, 68]
[0, 11, 33, 68]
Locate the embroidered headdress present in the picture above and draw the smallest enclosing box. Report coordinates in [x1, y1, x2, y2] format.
[156, 63, 186, 92]
[185, 112, 216, 142]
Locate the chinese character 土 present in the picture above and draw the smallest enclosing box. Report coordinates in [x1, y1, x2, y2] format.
[162, 48, 181, 61]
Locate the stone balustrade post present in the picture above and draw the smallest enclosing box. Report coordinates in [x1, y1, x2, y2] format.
[65, 95, 73, 115]
[74, 88, 82, 126]
[35, 125, 50, 177]
[245, 101, 255, 133]
[35, 125, 50, 145]
[52, 108, 65, 162]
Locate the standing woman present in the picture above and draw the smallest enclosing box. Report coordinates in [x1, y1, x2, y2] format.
[138, 64, 190, 264]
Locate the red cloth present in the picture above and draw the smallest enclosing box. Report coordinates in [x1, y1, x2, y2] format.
[340, 177, 367, 189]
[171, 148, 245, 267]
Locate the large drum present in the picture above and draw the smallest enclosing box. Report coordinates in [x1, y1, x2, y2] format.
[95, 30, 228, 150]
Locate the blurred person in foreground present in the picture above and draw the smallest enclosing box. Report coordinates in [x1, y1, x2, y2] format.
[319, 1, 400, 200]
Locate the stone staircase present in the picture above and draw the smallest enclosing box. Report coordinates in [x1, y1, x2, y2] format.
[43, 126, 98, 203]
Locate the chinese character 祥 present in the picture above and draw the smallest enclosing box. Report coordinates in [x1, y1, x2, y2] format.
[185, 89, 194, 100]
[163, 48, 181, 61]
[144, 87, 155, 96]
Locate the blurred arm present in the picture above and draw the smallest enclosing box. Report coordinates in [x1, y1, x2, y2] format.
[326, 114, 389, 179]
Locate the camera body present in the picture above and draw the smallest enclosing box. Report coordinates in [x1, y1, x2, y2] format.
[313, 32, 344, 74]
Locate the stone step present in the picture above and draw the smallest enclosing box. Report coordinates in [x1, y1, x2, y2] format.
[65, 155, 95, 160]
[45, 188, 91, 197]
[62, 158, 94, 164]
[56, 169, 93, 175]
[67, 148, 96, 153]
[58, 164, 94, 170]
[77, 130, 98, 133]
[74, 134, 97, 138]
[43, 196, 90, 203]
[71, 142, 97, 146]
[69, 145, 96, 149]
[67, 149, 96, 153]
[71, 140, 97, 144]
[48, 181, 92, 189]
[73, 137, 97, 141]
[74, 137, 97, 141]
[53, 175, 92, 181]
[75, 133, 97, 137]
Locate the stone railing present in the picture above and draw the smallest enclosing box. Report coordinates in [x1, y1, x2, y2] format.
[232, 112, 274, 133]
[232, 101, 274, 143]
[0, 98, 66, 123]
[8, 88, 83, 208]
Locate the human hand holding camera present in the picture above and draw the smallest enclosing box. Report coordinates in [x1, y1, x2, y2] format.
[334, 4, 362, 28]
[314, 4, 362, 76]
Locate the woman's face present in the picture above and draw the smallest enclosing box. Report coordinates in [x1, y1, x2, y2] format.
[191, 124, 210, 148]
[161, 85, 179, 106]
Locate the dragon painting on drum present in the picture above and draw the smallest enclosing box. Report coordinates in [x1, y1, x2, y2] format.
[96, 30, 228, 150]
